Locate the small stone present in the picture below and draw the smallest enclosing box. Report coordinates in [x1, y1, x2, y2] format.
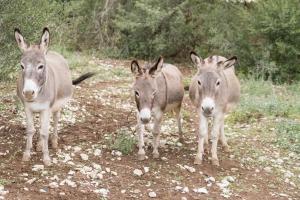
[279, 193, 289, 197]
[133, 169, 143, 177]
[68, 170, 75, 175]
[49, 182, 59, 189]
[144, 167, 149, 173]
[121, 189, 126, 194]
[59, 192, 66, 196]
[94, 188, 109, 197]
[32, 164, 44, 171]
[23, 187, 29, 191]
[80, 153, 89, 161]
[73, 146, 82, 153]
[193, 187, 208, 194]
[184, 165, 196, 173]
[149, 191, 157, 198]
[26, 178, 37, 184]
[111, 171, 118, 176]
[264, 167, 272, 173]
[39, 189, 47, 193]
[94, 149, 101, 156]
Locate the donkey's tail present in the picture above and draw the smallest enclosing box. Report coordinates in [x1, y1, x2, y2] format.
[72, 72, 96, 85]
[184, 85, 189, 91]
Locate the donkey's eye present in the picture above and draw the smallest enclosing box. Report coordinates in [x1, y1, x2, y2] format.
[216, 80, 221, 86]
[20, 64, 25, 70]
[135, 91, 140, 97]
[38, 65, 44, 70]
[198, 80, 202, 86]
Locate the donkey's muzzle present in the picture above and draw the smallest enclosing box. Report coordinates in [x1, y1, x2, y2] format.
[202, 106, 214, 116]
[23, 90, 35, 101]
[139, 108, 151, 124]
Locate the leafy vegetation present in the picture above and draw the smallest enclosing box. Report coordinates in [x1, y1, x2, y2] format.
[1, 0, 299, 82]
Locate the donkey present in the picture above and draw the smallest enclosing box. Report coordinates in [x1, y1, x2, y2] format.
[130, 57, 184, 160]
[189, 51, 240, 166]
[14, 28, 94, 165]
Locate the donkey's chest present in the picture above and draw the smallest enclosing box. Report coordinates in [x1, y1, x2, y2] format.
[25, 102, 50, 112]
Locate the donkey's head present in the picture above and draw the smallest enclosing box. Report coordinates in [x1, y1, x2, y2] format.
[14, 28, 50, 102]
[190, 51, 237, 116]
[131, 57, 164, 124]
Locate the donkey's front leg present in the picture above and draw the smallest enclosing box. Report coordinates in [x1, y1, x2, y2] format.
[152, 111, 163, 158]
[40, 110, 51, 166]
[136, 112, 146, 160]
[51, 110, 60, 149]
[211, 114, 223, 166]
[194, 112, 208, 165]
[22, 108, 35, 162]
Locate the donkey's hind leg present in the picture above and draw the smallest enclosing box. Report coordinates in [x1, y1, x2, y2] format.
[51, 110, 60, 149]
[175, 106, 183, 143]
[219, 120, 230, 152]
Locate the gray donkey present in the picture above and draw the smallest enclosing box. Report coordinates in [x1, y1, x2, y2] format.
[189, 51, 240, 166]
[131, 57, 184, 160]
[15, 28, 94, 165]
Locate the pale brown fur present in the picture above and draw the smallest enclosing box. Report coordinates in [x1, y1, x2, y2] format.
[189, 52, 240, 166]
[131, 57, 184, 160]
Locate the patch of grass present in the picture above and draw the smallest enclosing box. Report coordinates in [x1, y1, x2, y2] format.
[228, 79, 300, 124]
[108, 130, 137, 155]
[0, 179, 9, 186]
[275, 120, 300, 153]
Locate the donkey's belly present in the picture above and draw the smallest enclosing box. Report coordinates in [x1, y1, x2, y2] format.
[51, 97, 71, 112]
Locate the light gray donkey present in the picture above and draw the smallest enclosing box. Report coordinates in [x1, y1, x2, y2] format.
[189, 51, 240, 166]
[14, 28, 94, 165]
[130, 57, 184, 160]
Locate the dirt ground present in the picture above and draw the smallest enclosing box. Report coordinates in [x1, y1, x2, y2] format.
[0, 59, 299, 200]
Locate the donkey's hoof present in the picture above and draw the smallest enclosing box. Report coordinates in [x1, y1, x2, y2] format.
[212, 158, 219, 166]
[43, 158, 51, 166]
[223, 145, 231, 153]
[153, 152, 160, 159]
[36, 142, 42, 152]
[137, 154, 145, 161]
[194, 157, 202, 165]
[22, 153, 31, 162]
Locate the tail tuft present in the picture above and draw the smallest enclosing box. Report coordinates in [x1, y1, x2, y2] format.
[184, 85, 189, 91]
[72, 72, 95, 85]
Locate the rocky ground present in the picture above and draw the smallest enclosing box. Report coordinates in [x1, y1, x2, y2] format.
[0, 58, 299, 200]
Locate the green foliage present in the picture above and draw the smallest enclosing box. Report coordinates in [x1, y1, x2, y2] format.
[0, 0, 299, 82]
[275, 120, 300, 153]
[109, 131, 137, 155]
[0, 0, 63, 81]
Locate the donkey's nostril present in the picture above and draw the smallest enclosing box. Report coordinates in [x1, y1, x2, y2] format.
[140, 117, 150, 124]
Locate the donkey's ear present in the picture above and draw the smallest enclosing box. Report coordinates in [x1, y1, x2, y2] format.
[218, 56, 237, 70]
[14, 28, 28, 52]
[149, 56, 164, 75]
[40, 27, 50, 52]
[131, 60, 142, 75]
[190, 51, 203, 68]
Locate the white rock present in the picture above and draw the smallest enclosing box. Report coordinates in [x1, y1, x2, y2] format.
[94, 188, 109, 197]
[80, 153, 89, 161]
[52, 158, 58, 164]
[32, 164, 44, 171]
[26, 178, 37, 184]
[193, 187, 208, 194]
[23, 187, 29, 191]
[59, 192, 66, 196]
[49, 182, 59, 189]
[133, 169, 143, 177]
[94, 149, 101, 156]
[73, 146, 82, 153]
[279, 193, 289, 197]
[68, 170, 75, 175]
[92, 163, 102, 170]
[184, 165, 196, 173]
[144, 167, 149, 173]
[121, 189, 126, 194]
[225, 176, 235, 182]
[39, 189, 47, 193]
[181, 197, 187, 200]
[111, 171, 118, 176]
[264, 167, 272, 173]
[205, 177, 215, 183]
[148, 191, 157, 198]
[106, 168, 111, 173]
[97, 173, 103, 179]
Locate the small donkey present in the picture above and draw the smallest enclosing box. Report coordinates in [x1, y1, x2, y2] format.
[15, 28, 94, 165]
[189, 51, 240, 166]
[130, 57, 184, 160]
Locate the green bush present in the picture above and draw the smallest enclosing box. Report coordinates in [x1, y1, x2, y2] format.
[275, 120, 300, 153]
